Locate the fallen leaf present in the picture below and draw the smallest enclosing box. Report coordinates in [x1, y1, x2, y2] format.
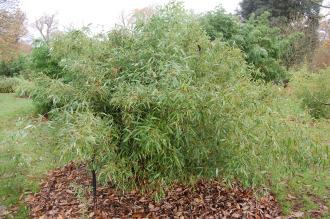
[292, 211, 304, 218]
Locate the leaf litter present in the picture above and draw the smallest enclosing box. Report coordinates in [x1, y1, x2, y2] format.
[26, 162, 282, 218]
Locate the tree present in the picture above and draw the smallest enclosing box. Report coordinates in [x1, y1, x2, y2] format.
[200, 9, 292, 82]
[117, 7, 154, 30]
[35, 14, 58, 43]
[240, 0, 322, 22]
[240, 0, 324, 65]
[0, 0, 26, 61]
[0, 0, 18, 11]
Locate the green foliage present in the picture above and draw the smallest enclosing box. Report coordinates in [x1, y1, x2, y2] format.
[295, 68, 330, 119]
[235, 13, 290, 82]
[218, 82, 329, 187]
[29, 2, 328, 195]
[0, 77, 19, 93]
[239, 0, 321, 22]
[29, 40, 63, 78]
[53, 111, 117, 173]
[239, 0, 322, 65]
[200, 7, 240, 41]
[30, 74, 80, 114]
[0, 76, 34, 97]
[0, 56, 26, 77]
[201, 10, 291, 82]
[15, 78, 35, 98]
[30, 3, 246, 188]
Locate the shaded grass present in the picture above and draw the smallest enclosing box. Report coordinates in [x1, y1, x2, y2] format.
[0, 94, 66, 218]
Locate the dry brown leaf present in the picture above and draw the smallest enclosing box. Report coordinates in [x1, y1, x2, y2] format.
[287, 194, 297, 200]
[25, 162, 282, 218]
[291, 211, 304, 218]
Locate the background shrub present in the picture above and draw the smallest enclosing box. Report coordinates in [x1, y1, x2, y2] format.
[15, 78, 35, 98]
[0, 76, 33, 95]
[29, 40, 62, 79]
[0, 56, 26, 77]
[0, 77, 19, 93]
[200, 10, 293, 83]
[294, 68, 330, 119]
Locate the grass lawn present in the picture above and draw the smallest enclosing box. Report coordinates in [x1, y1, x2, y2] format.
[272, 88, 330, 217]
[0, 93, 65, 218]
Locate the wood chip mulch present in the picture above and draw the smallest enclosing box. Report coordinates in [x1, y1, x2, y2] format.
[26, 163, 282, 218]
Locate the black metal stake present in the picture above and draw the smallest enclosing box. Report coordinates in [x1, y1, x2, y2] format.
[92, 169, 97, 210]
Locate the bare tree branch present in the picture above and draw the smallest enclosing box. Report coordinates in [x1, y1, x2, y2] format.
[0, 0, 18, 11]
[310, 0, 330, 9]
[35, 14, 58, 43]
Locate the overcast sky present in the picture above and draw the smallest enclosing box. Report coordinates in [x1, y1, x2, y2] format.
[20, 0, 241, 37]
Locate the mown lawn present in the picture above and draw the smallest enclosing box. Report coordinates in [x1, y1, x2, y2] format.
[0, 94, 65, 218]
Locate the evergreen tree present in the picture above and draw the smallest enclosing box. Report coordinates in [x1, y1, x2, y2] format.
[240, 0, 323, 65]
[240, 0, 321, 22]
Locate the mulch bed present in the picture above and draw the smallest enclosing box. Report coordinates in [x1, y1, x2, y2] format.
[26, 162, 282, 218]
